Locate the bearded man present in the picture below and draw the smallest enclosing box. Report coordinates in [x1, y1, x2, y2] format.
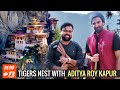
[46, 22, 84, 71]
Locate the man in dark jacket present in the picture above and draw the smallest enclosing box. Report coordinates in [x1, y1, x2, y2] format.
[46, 22, 84, 71]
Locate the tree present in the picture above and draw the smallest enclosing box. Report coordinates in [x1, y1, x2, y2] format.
[117, 11, 120, 16]
[106, 25, 109, 30]
[106, 11, 113, 30]
[52, 27, 61, 41]
[106, 11, 113, 19]
[106, 11, 120, 35]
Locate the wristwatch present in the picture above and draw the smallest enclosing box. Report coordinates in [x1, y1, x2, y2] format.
[67, 57, 71, 63]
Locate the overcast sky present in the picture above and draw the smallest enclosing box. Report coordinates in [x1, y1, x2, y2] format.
[62, 11, 118, 15]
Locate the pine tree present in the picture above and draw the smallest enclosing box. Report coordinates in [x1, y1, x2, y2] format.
[106, 11, 113, 19]
[106, 11, 113, 30]
[53, 27, 61, 41]
[106, 11, 120, 35]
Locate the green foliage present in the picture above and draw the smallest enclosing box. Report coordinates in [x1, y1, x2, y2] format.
[53, 27, 61, 41]
[18, 44, 40, 69]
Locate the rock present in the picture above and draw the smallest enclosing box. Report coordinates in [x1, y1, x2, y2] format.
[0, 11, 49, 50]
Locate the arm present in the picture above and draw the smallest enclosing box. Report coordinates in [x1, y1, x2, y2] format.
[68, 44, 84, 68]
[114, 50, 120, 79]
[85, 42, 99, 62]
[114, 50, 120, 70]
[85, 42, 92, 61]
[58, 44, 84, 67]
[86, 53, 92, 61]
[112, 33, 120, 70]
[46, 44, 61, 70]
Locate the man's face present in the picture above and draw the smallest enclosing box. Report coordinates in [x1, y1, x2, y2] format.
[61, 26, 73, 41]
[91, 17, 105, 33]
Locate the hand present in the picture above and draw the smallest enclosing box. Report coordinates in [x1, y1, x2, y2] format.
[61, 63, 68, 70]
[91, 54, 99, 63]
[59, 56, 68, 63]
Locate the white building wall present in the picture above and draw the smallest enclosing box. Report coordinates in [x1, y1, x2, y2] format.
[51, 24, 55, 30]
[27, 30, 31, 33]
[6, 51, 11, 58]
[27, 30, 39, 34]
[43, 38, 48, 46]
[33, 30, 39, 33]
[15, 40, 26, 51]
[6, 51, 17, 59]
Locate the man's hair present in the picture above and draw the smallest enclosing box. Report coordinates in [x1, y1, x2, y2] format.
[60, 22, 74, 30]
[90, 12, 105, 24]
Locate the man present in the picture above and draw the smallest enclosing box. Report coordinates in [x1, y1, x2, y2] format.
[86, 12, 120, 78]
[46, 22, 84, 71]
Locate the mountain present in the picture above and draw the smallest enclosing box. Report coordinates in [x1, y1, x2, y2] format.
[0, 11, 49, 50]
[49, 11, 120, 51]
